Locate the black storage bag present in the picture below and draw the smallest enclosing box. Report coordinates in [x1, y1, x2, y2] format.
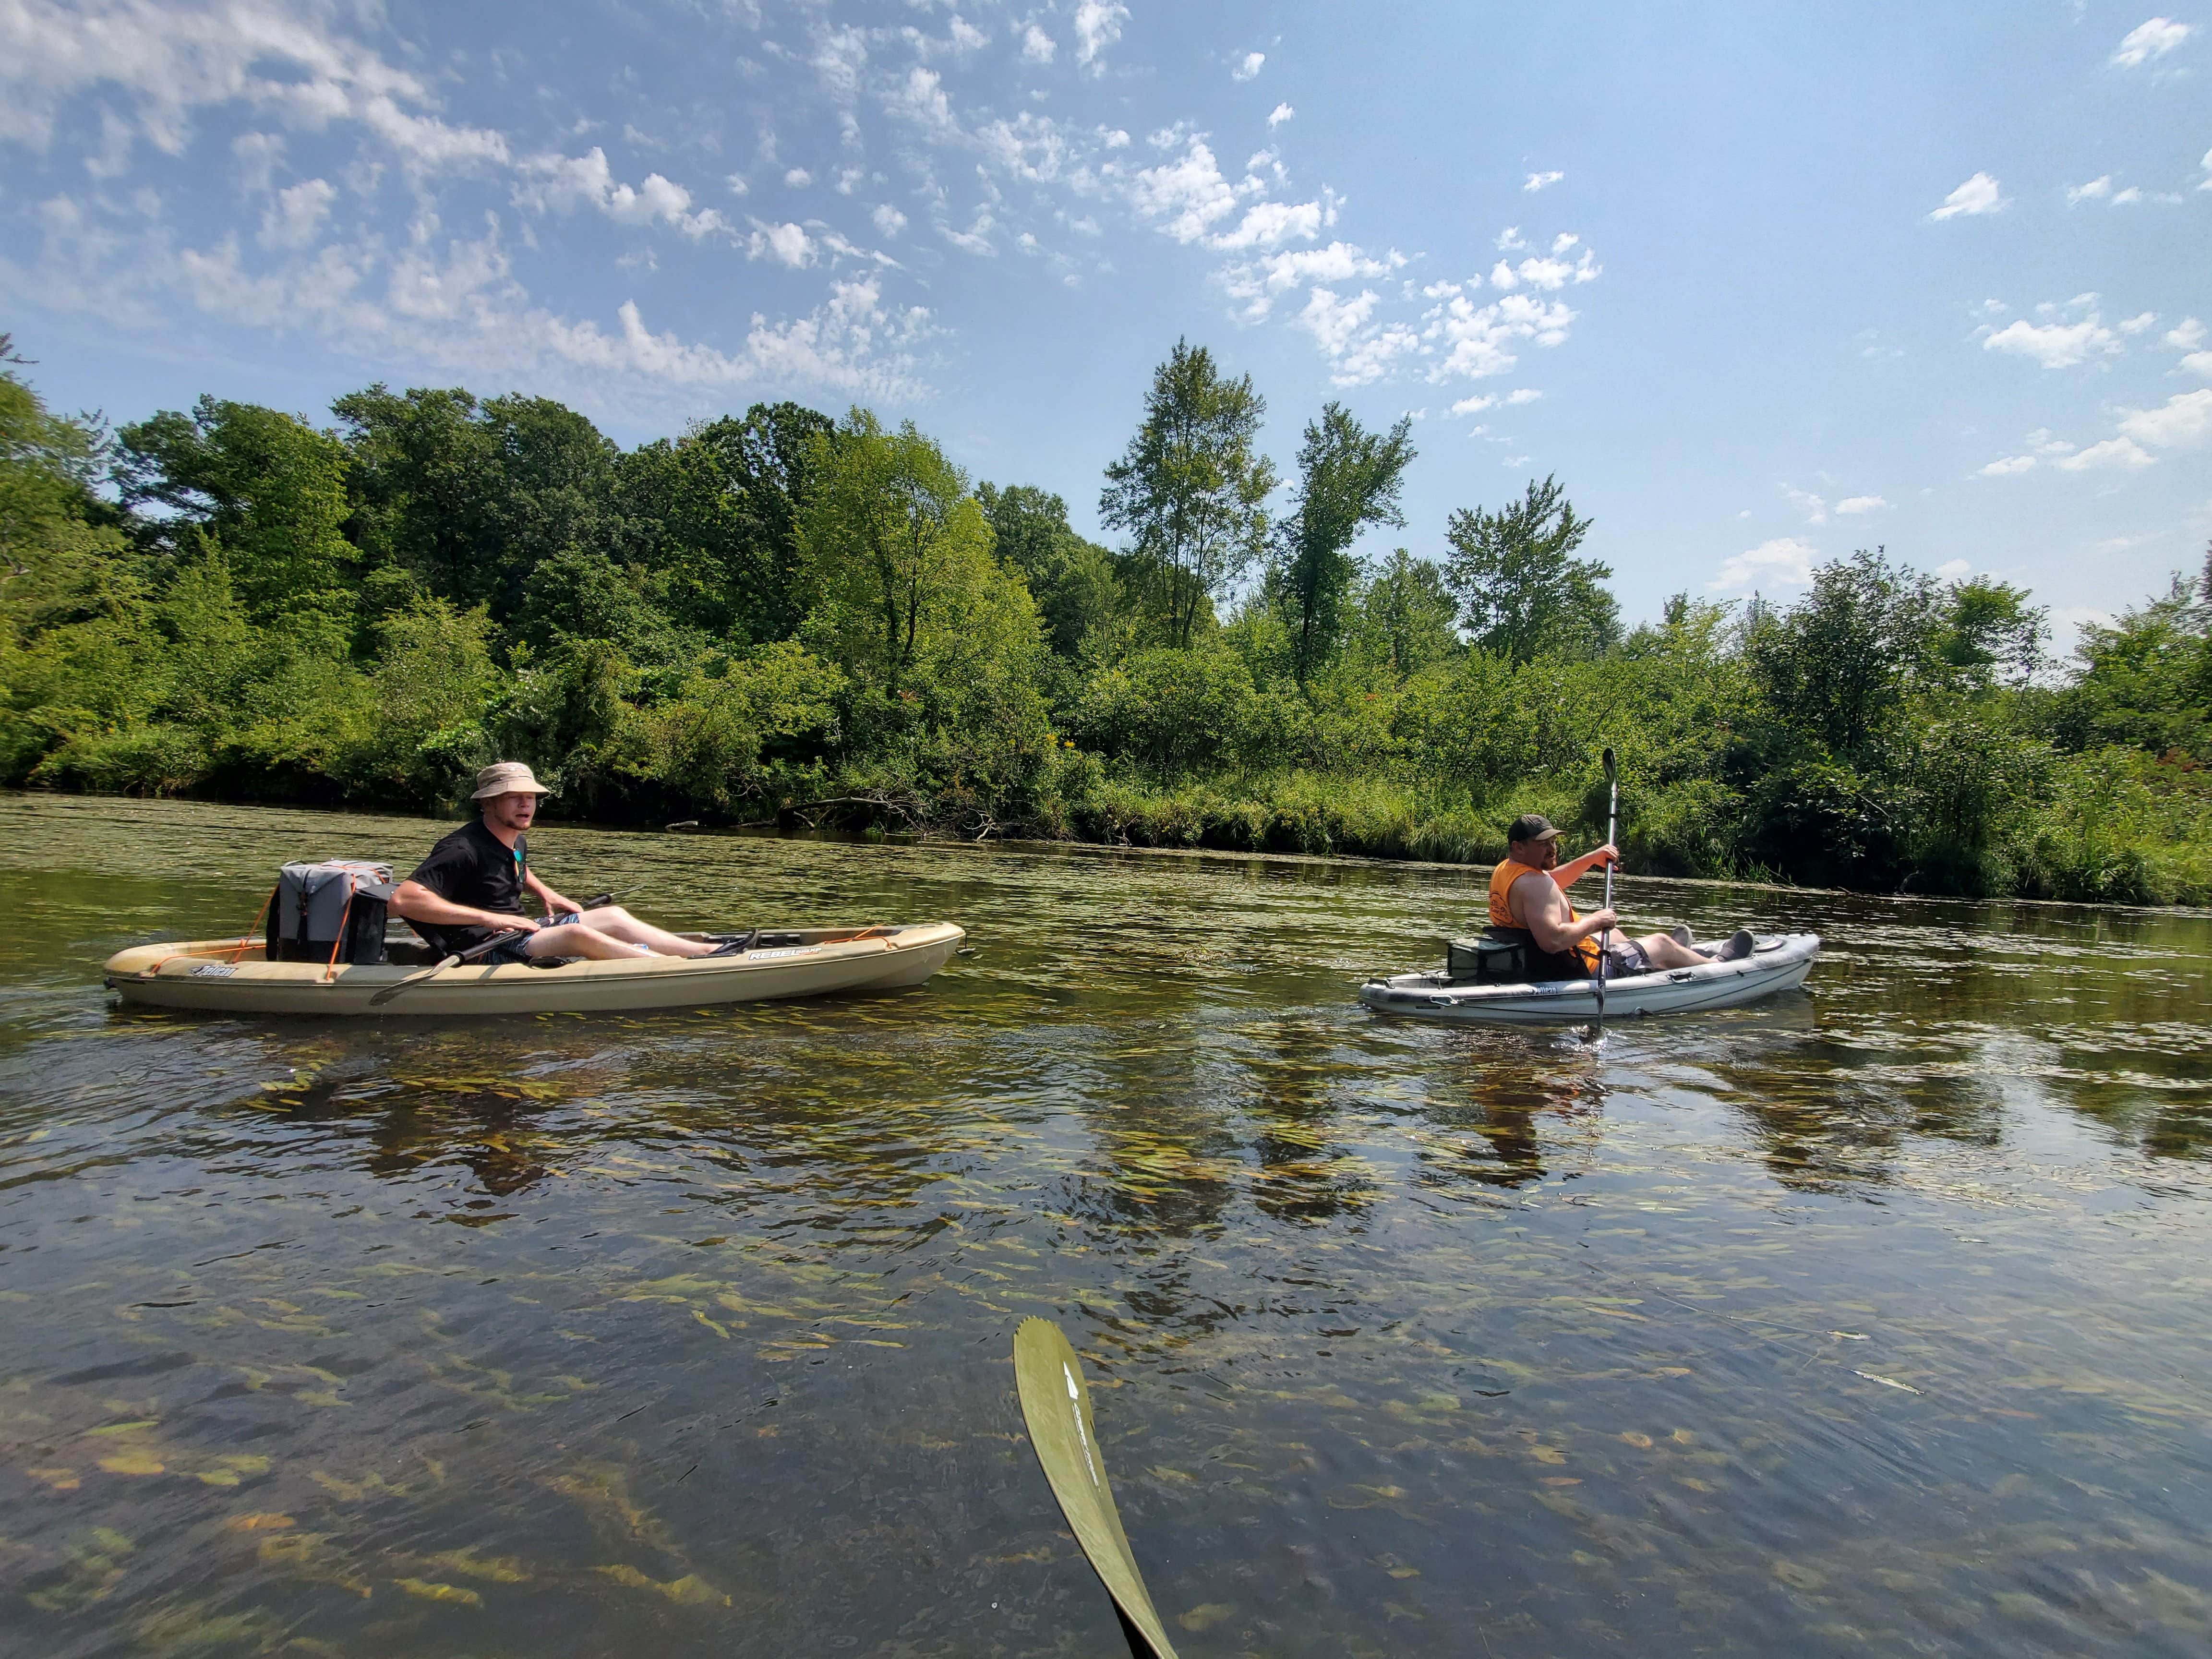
[1446, 930, 1529, 983]
[265, 861, 397, 965]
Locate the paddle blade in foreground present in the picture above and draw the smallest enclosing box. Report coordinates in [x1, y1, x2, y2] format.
[1013, 1317, 1180, 1659]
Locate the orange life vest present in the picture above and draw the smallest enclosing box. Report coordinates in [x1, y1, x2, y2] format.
[1489, 858, 1600, 970]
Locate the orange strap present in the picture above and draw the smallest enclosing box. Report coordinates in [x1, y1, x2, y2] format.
[228, 887, 276, 963]
[323, 891, 353, 981]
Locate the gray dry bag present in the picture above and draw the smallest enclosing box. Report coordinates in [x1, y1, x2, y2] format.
[265, 861, 397, 965]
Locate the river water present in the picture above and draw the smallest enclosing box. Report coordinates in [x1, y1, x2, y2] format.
[3, 793, 2210, 1658]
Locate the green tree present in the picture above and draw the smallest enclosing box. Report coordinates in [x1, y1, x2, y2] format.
[2051, 560, 2212, 759]
[799, 410, 1045, 743]
[620, 402, 832, 644]
[976, 481, 1121, 656]
[1099, 340, 1276, 649]
[1936, 576, 2047, 692]
[1747, 548, 1937, 766]
[116, 397, 357, 625]
[1351, 549, 1460, 680]
[1272, 403, 1416, 685]
[332, 385, 620, 624]
[1443, 475, 1617, 663]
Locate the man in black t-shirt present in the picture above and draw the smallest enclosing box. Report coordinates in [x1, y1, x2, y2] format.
[393, 762, 733, 962]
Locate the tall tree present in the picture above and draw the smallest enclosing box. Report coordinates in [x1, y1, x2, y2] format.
[976, 481, 1121, 657]
[116, 397, 357, 625]
[332, 385, 620, 624]
[1354, 549, 1461, 680]
[1442, 475, 1617, 663]
[1099, 340, 1275, 649]
[1747, 547, 1937, 765]
[620, 402, 832, 645]
[1273, 403, 1416, 685]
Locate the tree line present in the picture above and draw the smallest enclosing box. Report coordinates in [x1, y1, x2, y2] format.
[3, 330, 2208, 903]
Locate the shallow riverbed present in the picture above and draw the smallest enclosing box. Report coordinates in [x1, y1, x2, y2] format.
[4, 793, 2211, 1658]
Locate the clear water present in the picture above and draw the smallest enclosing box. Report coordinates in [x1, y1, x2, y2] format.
[3, 793, 2210, 1657]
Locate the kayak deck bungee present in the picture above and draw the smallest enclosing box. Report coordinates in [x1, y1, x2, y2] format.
[103, 923, 964, 1016]
[1360, 932, 1820, 1025]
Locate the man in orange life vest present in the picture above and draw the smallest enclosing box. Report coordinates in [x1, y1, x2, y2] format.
[1489, 813, 1753, 980]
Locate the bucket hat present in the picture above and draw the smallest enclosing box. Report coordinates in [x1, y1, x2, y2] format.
[471, 761, 553, 799]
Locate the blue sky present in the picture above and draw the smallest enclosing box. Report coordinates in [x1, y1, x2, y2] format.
[2, 1, 2207, 642]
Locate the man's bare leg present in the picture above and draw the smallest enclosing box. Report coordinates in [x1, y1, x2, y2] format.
[572, 904, 715, 958]
[522, 923, 652, 961]
[1628, 933, 1710, 971]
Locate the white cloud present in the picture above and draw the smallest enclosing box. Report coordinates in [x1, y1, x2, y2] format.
[1983, 313, 2122, 369]
[1208, 198, 1323, 250]
[1929, 172, 2006, 220]
[541, 282, 931, 398]
[1710, 537, 1818, 591]
[2067, 175, 2114, 204]
[1233, 51, 1265, 81]
[2166, 318, 2208, 351]
[746, 219, 815, 267]
[1267, 101, 1294, 128]
[515, 147, 727, 238]
[2056, 437, 2155, 470]
[2202, 145, 2212, 189]
[1784, 486, 1827, 524]
[1977, 454, 2037, 477]
[231, 130, 284, 192]
[1504, 387, 1541, 405]
[1219, 240, 1404, 320]
[1488, 245, 1601, 290]
[1073, 0, 1128, 72]
[1298, 287, 1419, 385]
[888, 65, 958, 135]
[2110, 186, 2143, 205]
[2117, 388, 2212, 449]
[1450, 394, 1495, 415]
[1935, 559, 1972, 578]
[948, 16, 987, 53]
[1523, 170, 1564, 192]
[784, 168, 812, 188]
[1836, 494, 1888, 514]
[258, 176, 334, 249]
[872, 203, 906, 237]
[1021, 24, 1055, 63]
[1425, 290, 1578, 381]
[2110, 17, 2193, 67]
[0, 0, 509, 170]
[1129, 136, 1244, 242]
[1495, 225, 1526, 250]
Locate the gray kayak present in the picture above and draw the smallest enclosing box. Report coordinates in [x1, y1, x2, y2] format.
[1359, 932, 1821, 1025]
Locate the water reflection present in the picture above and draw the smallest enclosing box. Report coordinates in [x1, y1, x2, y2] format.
[5, 794, 2212, 1657]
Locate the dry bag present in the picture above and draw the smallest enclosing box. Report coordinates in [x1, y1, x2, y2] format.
[265, 861, 397, 965]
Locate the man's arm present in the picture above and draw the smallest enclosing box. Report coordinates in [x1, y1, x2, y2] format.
[1510, 872, 1617, 955]
[1552, 843, 1619, 890]
[525, 868, 579, 918]
[390, 879, 541, 934]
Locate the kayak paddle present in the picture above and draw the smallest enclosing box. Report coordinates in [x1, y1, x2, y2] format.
[369, 927, 530, 1007]
[1589, 745, 1619, 1043]
[1013, 1318, 1181, 1659]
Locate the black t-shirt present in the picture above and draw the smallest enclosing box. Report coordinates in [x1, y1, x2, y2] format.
[406, 820, 529, 954]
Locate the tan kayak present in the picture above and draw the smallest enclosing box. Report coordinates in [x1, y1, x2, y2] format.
[102, 923, 965, 1016]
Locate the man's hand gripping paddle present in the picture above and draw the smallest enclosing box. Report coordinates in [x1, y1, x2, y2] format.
[1589, 746, 1619, 1043]
[1014, 1318, 1180, 1659]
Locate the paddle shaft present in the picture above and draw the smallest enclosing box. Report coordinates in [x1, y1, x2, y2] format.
[369, 927, 529, 1006]
[1593, 751, 1619, 1033]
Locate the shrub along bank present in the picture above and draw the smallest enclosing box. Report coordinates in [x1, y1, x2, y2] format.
[4, 334, 2209, 905]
